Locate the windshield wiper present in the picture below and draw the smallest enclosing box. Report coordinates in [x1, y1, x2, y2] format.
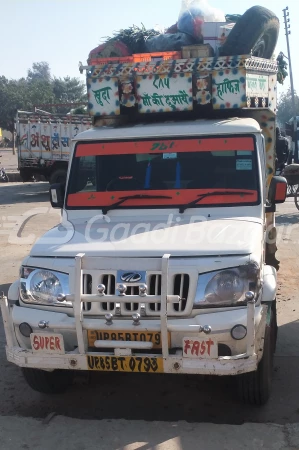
[102, 194, 172, 214]
[179, 190, 254, 213]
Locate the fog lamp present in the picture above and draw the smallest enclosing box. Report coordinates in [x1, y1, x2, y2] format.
[231, 324, 247, 340]
[19, 322, 33, 338]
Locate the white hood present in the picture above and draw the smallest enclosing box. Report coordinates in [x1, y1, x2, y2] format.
[30, 215, 263, 259]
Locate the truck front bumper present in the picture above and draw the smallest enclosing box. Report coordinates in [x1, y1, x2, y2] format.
[1, 300, 267, 377]
[1, 254, 267, 376]
[6, 345, 260, 376]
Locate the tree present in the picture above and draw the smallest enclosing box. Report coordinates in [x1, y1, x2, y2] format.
[0, 62, 86, 132]
[52, 76, 86, 113]
[277, 88, 299, 128]
[27, 62, 51, 82]
[0, 77, 29, 132]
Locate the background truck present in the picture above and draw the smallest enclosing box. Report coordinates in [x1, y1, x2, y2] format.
[16, 111, 92, 184]
[1, 5, 288, 406]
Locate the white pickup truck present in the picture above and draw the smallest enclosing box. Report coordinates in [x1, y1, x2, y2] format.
[1, 52, 287, 405]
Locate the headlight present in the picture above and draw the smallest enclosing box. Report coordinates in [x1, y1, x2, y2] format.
[20, 267, 71, 307]
[194, 264, 260, 307]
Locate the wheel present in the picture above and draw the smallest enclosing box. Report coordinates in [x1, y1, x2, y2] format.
[22, 367, 73, 394]
[20, 169, 34, 182]
[271, 301, 278, 353]
[49, 169, 67, 185]
[295, 186, 299, 211]
[237, 307, 275, 405]
[219, 6, 279, 59]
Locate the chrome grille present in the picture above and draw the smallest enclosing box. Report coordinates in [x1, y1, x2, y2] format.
[82, 271, 190, 316]
[149, 274, 161, 312]
[101, 274, 115, 312]
[82, 274, 92, 311]
[125, 286, 139, 312]
[173, 274, 189, 312]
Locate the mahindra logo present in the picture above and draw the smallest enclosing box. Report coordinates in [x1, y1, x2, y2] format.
[120, 272, 142, 283]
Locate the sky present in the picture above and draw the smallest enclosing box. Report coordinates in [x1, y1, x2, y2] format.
[0, 0, 297, 98]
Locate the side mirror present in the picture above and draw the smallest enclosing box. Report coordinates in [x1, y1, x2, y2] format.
[268, 176, 287, 206]
[50, 183, 65, 209]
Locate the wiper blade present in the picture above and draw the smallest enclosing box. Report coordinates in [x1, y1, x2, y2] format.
[179, 190, 253, 214]
[102, 194, 172, 214]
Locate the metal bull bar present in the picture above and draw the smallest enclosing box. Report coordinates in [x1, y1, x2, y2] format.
[69, 253, 258, 362]
[0, 253, 262, 375]
[71, 253, 175, 358]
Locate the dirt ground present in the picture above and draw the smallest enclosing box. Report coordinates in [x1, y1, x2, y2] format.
[0, 182, 299, 426]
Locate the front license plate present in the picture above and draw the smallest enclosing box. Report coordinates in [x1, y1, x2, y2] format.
[183, 337, 218, 359]
[87, 355, 163, 373]
[30, 333, 65, 354]
[87, 330, 170, 349]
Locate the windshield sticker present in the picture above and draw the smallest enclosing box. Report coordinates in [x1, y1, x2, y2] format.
[76, 137, 255, 157]
[67, 189, 258, 208]
[150, 141, 175, 151]
[163, 153, 177, 159]
[236, 159, 252, 170]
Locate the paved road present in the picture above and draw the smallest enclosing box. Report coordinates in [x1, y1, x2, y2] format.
[0, 183, 299, 426]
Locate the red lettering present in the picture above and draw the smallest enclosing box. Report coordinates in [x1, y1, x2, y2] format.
[200, 341, 206, 355]
[40, 336, 44, 350]
[45, 336, 50, 349]
[206, 338, 214, 356]
[55, 337, 61, 351]
[50, 337, 55, 351]
[183, 339, 191, 355]
[33, 335, 40, 350]
[191, 341, 200, 356]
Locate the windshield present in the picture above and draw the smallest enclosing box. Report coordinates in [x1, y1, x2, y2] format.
[67, 136, 260, 210]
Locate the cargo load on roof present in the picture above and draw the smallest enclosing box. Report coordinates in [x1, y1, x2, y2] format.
[80, 2, 281, 120]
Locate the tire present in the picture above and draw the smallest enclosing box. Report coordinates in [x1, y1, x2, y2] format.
[22, 368, 73, 394]
[219, 6, 279, 59]
[49, 169, 67, 185]
[295, 186, 299, 211]
[271, 301, 278, 353]
[20, 169, 34, 182]
[237, 307, 275, 405]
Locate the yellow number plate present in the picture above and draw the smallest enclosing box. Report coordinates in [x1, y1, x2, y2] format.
[87, 330, 170, 349]
[87, 355, 164, 373]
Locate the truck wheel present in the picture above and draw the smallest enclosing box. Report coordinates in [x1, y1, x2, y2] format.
[219, 6, 279, 59]
[20, 169, 33, 182]
[22, 368, 73, 394]
[271, 302, 278, 353]
[49, 169, 67, 185]
[237, 308, 275, 405]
